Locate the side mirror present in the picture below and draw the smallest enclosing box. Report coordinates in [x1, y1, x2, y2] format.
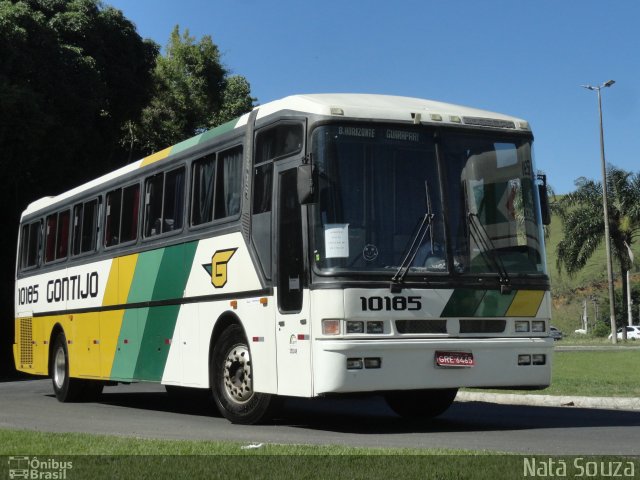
[536, 174, 551, 226]
[297, 163, 316, 204]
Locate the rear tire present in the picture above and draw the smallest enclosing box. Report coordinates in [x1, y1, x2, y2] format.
[385, 388, 458, 418]
[211, 324, 280, 424]
[51, 332, 91, 402]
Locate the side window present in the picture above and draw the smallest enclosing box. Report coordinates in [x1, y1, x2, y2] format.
[20, 221, 41, 270]
[105, 183, 140, 247]
[56, 210, 70, 260]
[44, 214, 57, 263]
[121, 184, 140, 243]
[255, 123, 303, 163]
[215, 146, 242, 219]
[278, 169, 304, 312]
[44, 210, 70, 263]
[144, 167, 185, 237]
[190, 147, 242, 227]
[191, 154, 216, 226]
[253, 163, 273, 214]
[72, 199, 99, 255]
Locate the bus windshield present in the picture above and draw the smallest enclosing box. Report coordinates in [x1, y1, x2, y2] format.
[310, 124, 546, 277]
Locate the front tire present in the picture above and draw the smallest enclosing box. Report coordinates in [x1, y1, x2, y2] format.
[211, 324, 280, 424]
[385, 388, 458, 419]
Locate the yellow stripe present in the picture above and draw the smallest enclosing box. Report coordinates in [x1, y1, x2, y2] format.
[506, 290, 545, 317]
[69, 313, 100, 378]
[102, 258, 119, 307]
[117, 254, 138, 304]
[99, 254, 138, 377]
[140, 146, 172, 167]
[103, 254, 138, 306]
[99, 310, 125, 378]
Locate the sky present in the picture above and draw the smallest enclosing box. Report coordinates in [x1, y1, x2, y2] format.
[106, 0, 640, 194]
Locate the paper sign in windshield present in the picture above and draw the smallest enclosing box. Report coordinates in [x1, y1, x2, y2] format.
[324, 224, 349, 258]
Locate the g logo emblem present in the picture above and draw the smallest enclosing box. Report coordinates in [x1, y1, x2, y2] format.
[208, 248, 237, 288]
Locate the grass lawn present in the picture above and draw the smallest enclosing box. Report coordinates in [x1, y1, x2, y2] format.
[474, 349, 640, 397]
[546, 350, 640, 397]
[0, 429, 637, 480]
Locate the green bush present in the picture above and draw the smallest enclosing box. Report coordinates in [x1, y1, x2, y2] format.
[592, 321, 612, 337]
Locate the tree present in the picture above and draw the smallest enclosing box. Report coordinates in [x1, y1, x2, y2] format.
[555, 166, 640, 339]
[211, 75, 256, 127]
[0, 0, 158, 375]
[127, 26, 255, 157]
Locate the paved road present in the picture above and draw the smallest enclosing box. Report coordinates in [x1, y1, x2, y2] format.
[1, 379, 638, 455]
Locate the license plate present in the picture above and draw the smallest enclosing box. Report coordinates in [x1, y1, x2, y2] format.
[435, 351, 475, 367]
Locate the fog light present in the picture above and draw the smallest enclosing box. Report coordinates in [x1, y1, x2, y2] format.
[532, 321, 545, 333]
[515, 321, 530, 333]
[367, 321, 384, 334]
[322, 319, 341, 335]
[346, 321, 364, 334]
[518, 354, 531, 365]
[364, 357, 381, 369]
[347, 358, 363, 370]
[532, 354, 546, 365]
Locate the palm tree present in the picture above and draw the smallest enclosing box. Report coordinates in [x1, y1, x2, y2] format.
[555, 166, 640, 338]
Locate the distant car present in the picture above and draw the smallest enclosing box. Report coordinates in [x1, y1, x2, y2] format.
[608, 326, 640, 340]
[550, 326, 563, 341]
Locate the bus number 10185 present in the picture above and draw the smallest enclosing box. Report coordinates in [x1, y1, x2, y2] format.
[360, 296, 422, 311]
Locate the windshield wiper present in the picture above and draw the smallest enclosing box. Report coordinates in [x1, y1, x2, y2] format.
[467, 212, 511, 293]
[391, 181, 434, 292]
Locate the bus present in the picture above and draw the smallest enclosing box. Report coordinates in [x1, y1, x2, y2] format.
[14, 94, 553, 424]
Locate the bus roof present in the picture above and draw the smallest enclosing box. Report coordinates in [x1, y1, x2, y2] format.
[21, 93, 529, 218]
[256, 93, 528, 125]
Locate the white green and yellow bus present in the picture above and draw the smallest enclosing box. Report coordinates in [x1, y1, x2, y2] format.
[14, 94, 553, 424]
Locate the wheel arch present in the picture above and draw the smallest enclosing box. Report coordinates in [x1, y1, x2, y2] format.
[48, 323, 65, 376]
[208, 311, 246, 386]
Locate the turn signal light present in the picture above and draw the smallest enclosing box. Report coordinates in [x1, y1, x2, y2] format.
[322, 319, 341, 335]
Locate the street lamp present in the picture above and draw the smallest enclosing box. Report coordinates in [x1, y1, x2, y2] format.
[624, 241, 634, 327]
[581, 80, 617, 344]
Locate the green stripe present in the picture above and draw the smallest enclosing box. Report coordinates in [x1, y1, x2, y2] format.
[110, 242, 198, 381]
[159, 117, 239, 159]
[197, 119, 238, 145]
[441, 289, 486, 317]
[473, 289, 516, 317]
[134, 242, 198, 380]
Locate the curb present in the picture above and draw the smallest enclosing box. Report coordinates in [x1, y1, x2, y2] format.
[456, 391, 640, 411]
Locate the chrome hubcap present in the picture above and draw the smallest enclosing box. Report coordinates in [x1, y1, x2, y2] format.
[223, 345, 252, 403]
[53, 347, 66, 389]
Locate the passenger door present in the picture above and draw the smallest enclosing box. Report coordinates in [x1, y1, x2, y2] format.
[274, 167, 312, 396]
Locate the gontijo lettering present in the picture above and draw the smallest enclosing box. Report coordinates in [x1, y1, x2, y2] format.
[46, 272, 99, 303]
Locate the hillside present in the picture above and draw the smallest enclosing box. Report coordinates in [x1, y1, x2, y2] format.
[545, 207, 640, 336]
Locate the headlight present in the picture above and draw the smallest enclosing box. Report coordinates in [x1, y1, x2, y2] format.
[532, 321, 546, 333]
[346, 321, 364, 334]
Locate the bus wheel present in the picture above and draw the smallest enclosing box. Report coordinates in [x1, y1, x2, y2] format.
[211, 324, 280, 424]
[385, 388, 458, 419]
[51, 332, 87, 402]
